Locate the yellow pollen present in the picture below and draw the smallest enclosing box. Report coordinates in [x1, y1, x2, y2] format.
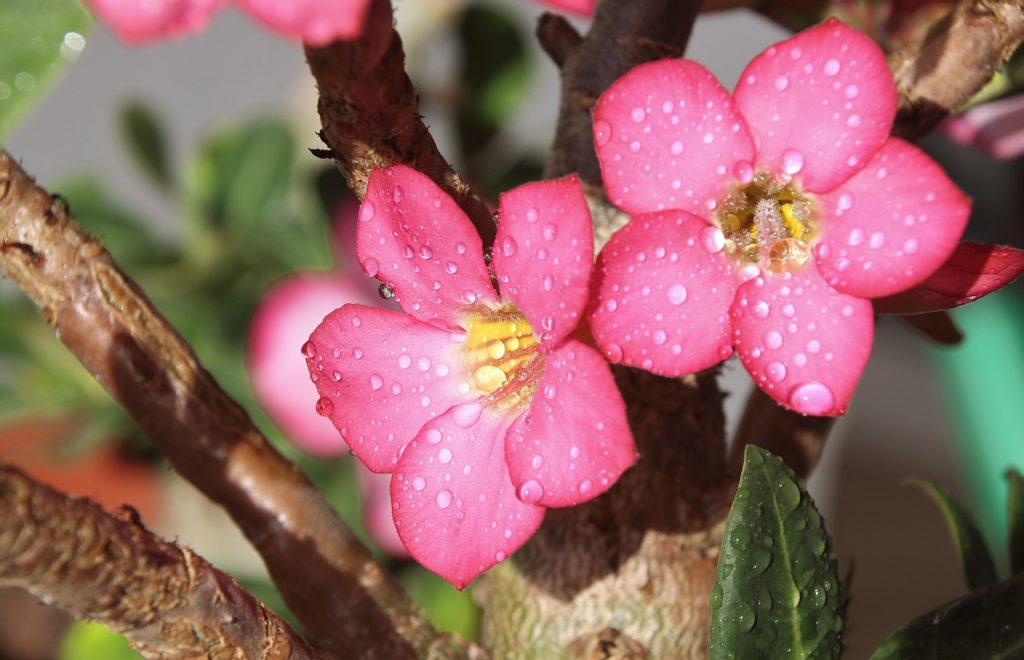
[461, 303, 542, 410]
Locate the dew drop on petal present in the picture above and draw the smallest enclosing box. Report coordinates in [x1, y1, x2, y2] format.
[594, 120, 612, 147]
[766, 362, 787, 382]
[652, 330, 667, 345]
[847, 228, 864, 247]
[369, 374, 384, 390]
[764, 331, 783, 349]
[774, 75, 789, 91]
[823, 58, 841, 76]
[869, 232, 886, 249]
[426, 428, 442, 444]
[362, 257, 379, 277]
[734, 160, 754, 183]
[436, 489, 453, 509]
[752, 301, 770, 319]
[671, 141, 684, 156]
[579, 480, 593, 495]
[781, 149, 805, 175]
[398, 354, 412, 369]
[502, 236, 518, 256]
[451, 402, 483, 428]
[518, 479, 544, 504]
[392, 186, 404, 203]
[788, 382, 835, 415]
[604, 343, 624, 363]
[630, 107, 646, 123]
[301, 341, 318, 358]
[412, 477, 426, 491]
[904, 238, 919, 254]
[359, 201, 375, 222]
[666, 283, 688, 305]
[702, 226, 726, 253]
[438, 448, 453, 464]
[315, 397, 334, 416]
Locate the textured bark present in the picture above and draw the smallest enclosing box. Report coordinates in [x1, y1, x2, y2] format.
[890, 0, 1024, 141]
[0, 463, 314, 659]
[305, 0, 495, 245]
[0, 151, 453, 660]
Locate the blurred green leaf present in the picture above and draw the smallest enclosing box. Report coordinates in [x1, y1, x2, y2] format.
[456, 5, 529, 160]
[399, 566, 480, 641]
[709, 446, 843, 659]
[909, 479, 998, 590]
[60, 621, 140, 660]
[0, 0, 91, 137]
[119, 101, 173, 192]
[190, 120, 296, 233]
[58, 176, 176, 269]
[1008, 469, 1024, 576]
[871, 574, 1024, 659]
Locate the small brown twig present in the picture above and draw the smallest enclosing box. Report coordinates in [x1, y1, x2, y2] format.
[890, 0, 1024, 140]
[305, 0, 496, 245]
[0, 151, 450, 659]
[0, 463, 315, 659]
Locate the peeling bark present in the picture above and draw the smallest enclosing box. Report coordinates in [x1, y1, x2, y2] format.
[0, 463, 315, 659]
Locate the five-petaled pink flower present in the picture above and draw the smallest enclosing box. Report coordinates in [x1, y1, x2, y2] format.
[304, 165, 636, 588]
[589, 18, 971, 416]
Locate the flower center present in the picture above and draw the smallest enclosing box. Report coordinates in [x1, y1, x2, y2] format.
[461, 303, 542, 412]
[716, 172, 820, 273]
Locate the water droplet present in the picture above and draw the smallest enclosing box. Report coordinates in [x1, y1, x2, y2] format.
[735, 602, 756, 632]
[774, 75, 789, 91]
[847, 228, 864, 246]
[841, 304, 854, 318]
[579, 480, 592, 494]
[501, 236, 518, 256]
[869, 232, 886, 249]
[438, 448, 453, 464]
[765, 331, 783, 349]
[455, 242, 468, 255]
[392, 186, 404, 203]
[604, 343, 623, 363]
[436, 489, 453, 509]
[652, 329, 667, 345]
[766, 362, 787, 382]
[781, 149, 804, 175]
[837, 193, 853, 212]
[369, 374, 384, 390]
[452, 402, 483, 428]
[330, 370, 342, 382]
[362, 257, 379, 277]
[518, 480, 544, 504]
[412, 477, 426, 491]
[845, 84, 859, 99]
[788, 382, 835, 415]
[904, 238, 919, 254]
[846, 114, 861, 128]
[315, 397, 334, 416]
[630, 107, 646, 123]
[666, 283, 688, 305]
[301, 341, 318, 358]
[823, 58, 841, 76]
[710, 585, 724, 609]
[749, 546, 772, 575]
[702, 132, 714, 144]
[702, 226, 725, 253]
[594, 120, 612, 147]
[543, 275, 554, 291]
[753, 301, 770, 319]
[398, 354, 412, 369]
[530, 455, 543, 469]
[542, 224, 558, 241]
[526, 208, 539, 222]
[670, 141, 684, 155]
[629, 140, 641, 153]
[426, 428, 442, 444]
[806, 339, 821, 353]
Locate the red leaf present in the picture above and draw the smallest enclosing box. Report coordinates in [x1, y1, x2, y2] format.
[874, 242, 1024, 315]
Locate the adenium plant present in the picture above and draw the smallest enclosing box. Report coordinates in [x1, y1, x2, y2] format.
[304, 165, 635, 588]
[588, 19, 972, 416]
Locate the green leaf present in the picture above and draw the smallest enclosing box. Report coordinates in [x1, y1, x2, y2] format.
[709, 446, 843, 660]
[189, 120, 296, 233]
[0, 0, 92, 138]
[60, 621, 140, 660]
[871, 574, 1024, 659]
[908, 479, 998, 590]
[455, 5, 529, 159]
[399, 566, 480, 641]
[1008, 470, 1024, 576]
[119, 101, 173, 192]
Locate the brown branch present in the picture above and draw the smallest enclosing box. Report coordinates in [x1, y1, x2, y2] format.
[0, 463, 315, 659]
[304, 0, 496, 245]
[728, 387, 835, 478]
[543, 0, 703, 182]
[0, 151, 453, 659]
[890, 0, 1024, 140]
[536, 13, 583, 68]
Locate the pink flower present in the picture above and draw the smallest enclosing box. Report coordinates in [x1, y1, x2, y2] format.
[535, 0, 596, 15]
[589, 19, 970, 416]
[941, 94, 1024, 160]
[88, 0, 373, 45]
[247, 202, 407, 557]
[304, 165, 636, 588]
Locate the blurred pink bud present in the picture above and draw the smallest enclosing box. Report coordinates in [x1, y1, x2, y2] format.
[354, 462, 408, 558]
[942, 94, 1024, 160]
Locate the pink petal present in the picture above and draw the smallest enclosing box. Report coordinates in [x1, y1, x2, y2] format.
[816, 138, 971, 298]
[357, 166, 497, 326]
[391, 407, 544, 589]
[733, 18, 896, 193]
[490, 176, 593, 347]
[730, 264, 873, 416]
[248, 273, 375, 457]
[354, 463, 409, 558]
[238, 0, 371, 44]
[941, 94, 1024, 160]
[504, 340, 635, 508]
[534, 0, 595, 15]
[87, 0, 222, 43]
[593, 59, 754, 217]
[874, 242, 1024, 314]
[305, 304, 472, 473]
[589, 211, 737, 375]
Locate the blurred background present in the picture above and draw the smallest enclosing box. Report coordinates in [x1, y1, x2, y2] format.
[2, 1, 1023, 657]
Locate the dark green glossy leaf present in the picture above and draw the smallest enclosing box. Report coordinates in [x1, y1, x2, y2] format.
[709, 445, 843, 660]
[119, 101, 173, 191]
[456, 5, 529, 160]
[871, 574, 1024, 659]
[0, 0, 91, 137]
[1008, 469, 1024, 576]
[909, 479, 998, 590]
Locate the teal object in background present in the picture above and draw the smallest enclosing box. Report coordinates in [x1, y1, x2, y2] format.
[932, 288, 1024, 572]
